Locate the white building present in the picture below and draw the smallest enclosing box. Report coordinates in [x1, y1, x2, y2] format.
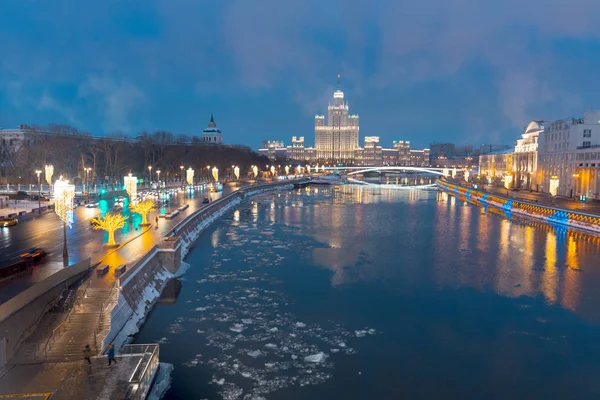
[201, 114, 223, 144]
[513, 121, 543, 190]
[314, 75, 360, 162]
[539, 110, 600, 198]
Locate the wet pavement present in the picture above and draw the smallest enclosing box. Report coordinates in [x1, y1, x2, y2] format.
[0, 181, 253, 302]
[0, 355, 143, 399]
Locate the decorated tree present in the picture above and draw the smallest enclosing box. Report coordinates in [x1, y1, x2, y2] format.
[91, 213, 127, 246]
[130, 200, 155, 225]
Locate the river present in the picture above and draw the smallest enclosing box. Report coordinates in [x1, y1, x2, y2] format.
[135, 185, 600, 399]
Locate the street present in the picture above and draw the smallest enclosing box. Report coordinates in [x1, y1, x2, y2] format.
[0, 180, 254, 303]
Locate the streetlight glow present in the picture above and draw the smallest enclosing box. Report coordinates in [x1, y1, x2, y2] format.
[187, 168, 194, 185]
[124, 174, 138, 199]
[45, 165, 54, 186]
[54, 176, 74, 265]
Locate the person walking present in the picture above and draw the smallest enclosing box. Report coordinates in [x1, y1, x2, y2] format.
[84, 344, 92, 365]
[107, 343, 117, 366]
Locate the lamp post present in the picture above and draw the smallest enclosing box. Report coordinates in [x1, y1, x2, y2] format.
[84, 167, 91, 194]
[54, 177, 74, 266]
[180, 165, 184, 184]
[572, 173, 580, 198]
[45, 165, 54, 193]
[206, 166, 211, 182]
[156, 170, 161, 187]
[148, 165, 152, 188]
[35, 170, 42, 214]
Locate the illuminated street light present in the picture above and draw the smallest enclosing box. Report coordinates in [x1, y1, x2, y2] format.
[45, 165, 54, 187]
[35, 170, 42, 214]
[549, 175, 559, 197]
[212, 167, 219, 182]
[186, 167, 194, 186]
[54, 176, 74, 265]
[234, 166, 240, 180]
[124, 174, 138, 199]
[504, 173, 513, 190]
[156, 170, 161, 185]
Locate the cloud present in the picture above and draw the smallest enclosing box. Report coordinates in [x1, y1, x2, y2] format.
[77, 75, 145, 132]
[37, 93, 79, 125]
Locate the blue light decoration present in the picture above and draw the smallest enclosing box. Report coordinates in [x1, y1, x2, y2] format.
[547, 210, 569, 225]
[501, 200, 513, 212]
[481, 193, 489, 202]
[466, 189, 471, 198]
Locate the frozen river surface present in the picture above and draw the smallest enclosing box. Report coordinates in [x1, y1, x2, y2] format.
[135, 185, 600, 399]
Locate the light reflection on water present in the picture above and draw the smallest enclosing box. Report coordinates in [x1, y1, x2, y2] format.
[135, 184, 600, 400]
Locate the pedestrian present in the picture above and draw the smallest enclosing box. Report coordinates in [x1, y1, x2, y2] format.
[107, 343, 117, 366]
[84, 344, 92, 365]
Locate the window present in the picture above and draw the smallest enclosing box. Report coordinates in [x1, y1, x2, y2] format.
[582, 141, 591, 148]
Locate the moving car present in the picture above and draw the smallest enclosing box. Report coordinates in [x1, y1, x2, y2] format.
[20, 248, 47, 262]
[85, 202, 99, 208]
[202, 197, 210, 204]
[1, 218, 18, 227]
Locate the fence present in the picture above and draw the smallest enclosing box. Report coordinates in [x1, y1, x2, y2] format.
[121, 344, 160, 400]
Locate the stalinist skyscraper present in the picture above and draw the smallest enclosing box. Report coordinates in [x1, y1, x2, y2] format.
[314, 74, 359, 162]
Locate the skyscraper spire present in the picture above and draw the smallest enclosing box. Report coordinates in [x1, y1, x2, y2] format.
[337, 73, 340, 89]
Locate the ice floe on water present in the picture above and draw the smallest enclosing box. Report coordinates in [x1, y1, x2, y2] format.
[159, 191, 379, 399]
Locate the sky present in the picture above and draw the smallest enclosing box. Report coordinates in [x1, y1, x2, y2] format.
[3, 1, 600, 149]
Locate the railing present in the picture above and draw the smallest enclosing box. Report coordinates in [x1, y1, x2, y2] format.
[94, 282, 119, 354]
[13, 288, 67, 361]
[43, 288, 81, 357]
[118, 245, 160, 288]
[167, 179, 304, 238]
[121, 344, 160, 400]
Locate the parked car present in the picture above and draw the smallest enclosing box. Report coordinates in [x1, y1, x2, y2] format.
[202, 197, 210, 204]
[20, 248, 47, 262]
[1, 218, 18, 227]
[85, 203, 99, 208]
[31, 194, 49, 201]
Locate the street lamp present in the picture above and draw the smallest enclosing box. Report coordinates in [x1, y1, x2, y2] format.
[84, 167, 91, 194]
[35, 170, 42, 214]
[148, 165, 152, 188]
[124, 173, 138, 199]
[156, 170, 161, 186]
[180, 165, 184, 184]
[54, 177, 74, 266]
[45, 165, 54, 191]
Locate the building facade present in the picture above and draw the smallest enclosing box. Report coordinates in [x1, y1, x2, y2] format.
[512, 121, 542, 190]
[314, 79, 360, 162]
[393, 141, 411, 165]
[479, 150, 513, 185]
[539, 110, 600, 198]
[201, 114, 223, 144]
[409, 149, 431, 167]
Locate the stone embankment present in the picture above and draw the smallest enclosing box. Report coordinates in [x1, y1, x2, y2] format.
[104, 180, 299, 351]
[437, 180, 600, 234]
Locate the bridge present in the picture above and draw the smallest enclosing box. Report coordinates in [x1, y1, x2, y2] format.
[318, 166, 450, 176]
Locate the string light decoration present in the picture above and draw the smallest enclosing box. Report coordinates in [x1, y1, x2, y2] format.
[442, 168, 449, 178]
[296, 165, 302, 175]
[307, 165, 311, 174]
[45, 165, 54, 186]
[91, 213, 127, 246]
[252, 165, 258, 178]
[504, 174, 513, 190]
[124, 174, 138, 199]
[285, 165, 290, 175]
[270, 165, 275, 176]
[234, 166, 240, 179]
[464, 171, 470, 182]
[212, 167, 219, 182]
[130, 200, 155, 225]
[186, 168, 194, 185]
[54, 177, 75, 227]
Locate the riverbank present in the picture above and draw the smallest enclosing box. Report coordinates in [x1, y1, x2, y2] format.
[437, 180, 600, 234]
[0, 179, 302, 400]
